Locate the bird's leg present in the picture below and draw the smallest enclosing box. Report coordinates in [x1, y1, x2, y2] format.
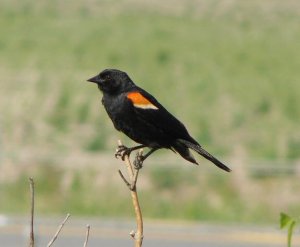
[133, 148, 159, 169]
[115, 144, 146, 161]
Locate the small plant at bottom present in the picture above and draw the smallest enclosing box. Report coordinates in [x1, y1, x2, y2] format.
[280, 212, 299, 247]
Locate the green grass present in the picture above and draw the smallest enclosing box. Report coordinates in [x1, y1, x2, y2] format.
[1, 162, 299, 224]
[1, 0, 300, 159]
[1, 0, 300, 222]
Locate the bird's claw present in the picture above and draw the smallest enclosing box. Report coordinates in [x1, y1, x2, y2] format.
[115, 145, 131, 160]
[133, 154, 144, 170]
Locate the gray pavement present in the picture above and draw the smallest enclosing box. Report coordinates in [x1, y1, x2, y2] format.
[0, 216, 299, 246]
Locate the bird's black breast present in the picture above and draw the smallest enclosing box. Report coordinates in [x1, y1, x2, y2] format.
[102, 93, 132, 131]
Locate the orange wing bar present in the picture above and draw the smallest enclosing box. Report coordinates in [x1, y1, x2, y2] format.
[127, 92, 158, 110]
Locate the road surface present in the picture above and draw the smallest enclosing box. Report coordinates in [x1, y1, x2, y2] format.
[0, 216, 299, 246]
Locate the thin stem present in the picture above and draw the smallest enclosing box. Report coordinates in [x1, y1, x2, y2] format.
[29, 177, 35, 247]
[83, 225, 91, 247]
[117, 140, 144, 247]
[118, 170, 131, 189]
[47, 214, 71, 247]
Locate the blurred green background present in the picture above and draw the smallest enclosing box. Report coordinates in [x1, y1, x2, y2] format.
[0, 0, 299, 224]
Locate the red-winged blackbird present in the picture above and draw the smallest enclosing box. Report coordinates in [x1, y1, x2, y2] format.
[87, 69, 231, 172]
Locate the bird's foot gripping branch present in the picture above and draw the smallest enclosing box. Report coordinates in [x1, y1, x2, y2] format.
[115, 144, 146, 162]
[115, 144, 130, 160]
[116, 140, 144, 247]
[116, 141, 143, 190]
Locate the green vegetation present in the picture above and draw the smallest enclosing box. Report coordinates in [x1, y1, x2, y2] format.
[0, 0, 300, 222]
[1, 160, 300, 224]
[1, 0, 300, 159]
[280, 213, 299, 247]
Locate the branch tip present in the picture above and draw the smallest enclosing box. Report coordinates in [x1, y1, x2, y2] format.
[130, 230, 136, 239]
[83, 224, 91, 247]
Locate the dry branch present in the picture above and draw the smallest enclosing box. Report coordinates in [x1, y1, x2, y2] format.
[47, 214, 71, 247]
[117, 140, 144, 247]
[29, 177, 35, 247]
[83, 224, 91, 247]
[27, 179, 91, 246]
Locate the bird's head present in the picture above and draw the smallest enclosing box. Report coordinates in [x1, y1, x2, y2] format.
[87, 69, 134, 94]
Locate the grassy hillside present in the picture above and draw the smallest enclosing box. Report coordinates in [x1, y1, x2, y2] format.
[1, 0, 300, 159]
[0, 0, 300, 222]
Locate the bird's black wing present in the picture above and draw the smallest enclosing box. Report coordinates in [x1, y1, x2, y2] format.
[126, 87, 198, 145]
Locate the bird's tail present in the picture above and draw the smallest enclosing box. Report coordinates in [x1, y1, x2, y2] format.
[177, 139, 231, 172]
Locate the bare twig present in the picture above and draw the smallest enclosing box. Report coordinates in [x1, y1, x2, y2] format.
[118, 140, 134, 179]
[117, 140, 144, 247]
[118, 170, 131, 189]
[83, 224, 91, 247]
[29, 177, 35, 247]
[27, 179, 89, 246]
[130, 168, 139, 191]
[130, 149, 143, 190]
[47, 214, 71, 247]
[130, 187, 143, 247]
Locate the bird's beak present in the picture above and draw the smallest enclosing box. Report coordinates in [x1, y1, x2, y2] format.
[87, 75, 99, 83]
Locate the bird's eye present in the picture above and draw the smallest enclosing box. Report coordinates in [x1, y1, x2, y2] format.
[105, 75, 111, 80]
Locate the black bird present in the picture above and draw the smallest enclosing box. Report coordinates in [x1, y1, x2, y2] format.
[87, 69, 231, 172]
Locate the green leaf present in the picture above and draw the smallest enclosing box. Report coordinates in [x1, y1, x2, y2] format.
[280, 212, 293, 229]
[287, 220, 296, 247]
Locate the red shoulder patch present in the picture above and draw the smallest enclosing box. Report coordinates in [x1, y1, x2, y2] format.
[127, 92, 158, 110]
[127, 92, 152, 104]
